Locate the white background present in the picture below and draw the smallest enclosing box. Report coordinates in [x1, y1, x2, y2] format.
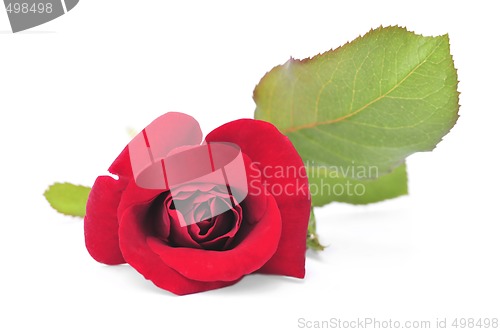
[1, 1, 499, 331]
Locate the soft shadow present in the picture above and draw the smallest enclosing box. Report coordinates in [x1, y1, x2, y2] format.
[101, 264, 175, 297]
[0, 30, 56, 34]
[306, 248, 330, 262]
[101, 265, 305, 297]
[208, 274, 305, 297]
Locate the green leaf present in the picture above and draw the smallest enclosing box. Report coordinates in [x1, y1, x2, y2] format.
[308, 162, 408, 206]
[44, 182, 91, 217]
[307, 209, 325, 251]
[254, 26, 459, 205]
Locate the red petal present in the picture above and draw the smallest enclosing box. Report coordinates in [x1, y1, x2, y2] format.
[145, 194, 282, 282]
[84, 113, 203, 267]
[206, 119, 311, 278]
[109, 146, 133, 179]
[118, 203, 242, 295]
[241, 154, 268, 224]
[84, 146, 159, 265]
[84, 175, 127, 265]
[84, 146, 133, 265]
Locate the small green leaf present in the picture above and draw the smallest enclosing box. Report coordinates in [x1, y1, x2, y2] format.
[307, 209, 325, 251]
[44, 182, 91, 217]
[308, 162, 408, 206]
[255, 26, 459, 205]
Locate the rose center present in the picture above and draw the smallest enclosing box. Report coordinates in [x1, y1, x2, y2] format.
[151, 187, 244, 251]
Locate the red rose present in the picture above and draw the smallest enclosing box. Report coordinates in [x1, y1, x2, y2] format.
[84, 113, 310, 295]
